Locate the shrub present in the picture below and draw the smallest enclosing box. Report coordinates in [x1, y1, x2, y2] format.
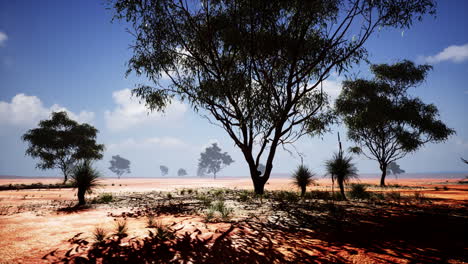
[204, 208, 215, 222]
[434, 186, 440, 191]
[237, 190, 252, 202]
[196, 193, 213, 207]
[114, 219, 128, 238]
[305, 190, 331, 200]
[147, 215, 156, 228]
[166, 193, 173, 199]
[93, 227, 107, 243]
[70, 161, 101, 205]
[291, 165, 316, 197]
[204, 200, 233, 222]
[349, 184, 370, 200]
[273, 191, 300, 203]
[413, 191, 430, 204]
[443, 186, 449, 191]
[92, 193, 113, 204]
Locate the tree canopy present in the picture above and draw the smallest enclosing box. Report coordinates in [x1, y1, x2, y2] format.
[198, 143, 234, 179]
[109, 155, 131, 179]
[177, 168, 188, 176]
[22, 111, 104, 182]
[336, 60, 455, 186]
[387, 161, 405, 175]
[111, 0, 436, 193]
[160, 165, 169, 176]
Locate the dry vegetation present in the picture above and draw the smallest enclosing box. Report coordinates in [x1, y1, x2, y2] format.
[0, 178, 466, 263]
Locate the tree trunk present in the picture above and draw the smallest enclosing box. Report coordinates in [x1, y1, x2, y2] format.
[338, 179, 347, 200]
[213, 171, 216, 180]
[301, 186, 306, 198]
[380, 163, 388, 187]
[77, 188, 86, 205]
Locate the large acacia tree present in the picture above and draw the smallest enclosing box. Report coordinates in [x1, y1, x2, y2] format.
[22, 111, 104, 183]
[336, 61, 454, 186]
[111, 0, 436, 194]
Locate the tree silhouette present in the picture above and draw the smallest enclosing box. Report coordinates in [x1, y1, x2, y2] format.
[198, 143, 233, 180]
[325, 133, 358, 200]
[387, 162, 405, 175]
[336, 61, 455, 186]
[70, 161, 101, 205]
[111, 0, 436, 194]
[160, 165, 169, 177]
[291, 165, 315, 197]
[22, 111, 104, 183]
[109, 155, 131, 179]
[177, 168, 188, 176]
[461, 158, 468, 165]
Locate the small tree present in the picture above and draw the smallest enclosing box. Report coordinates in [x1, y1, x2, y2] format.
[109, 155, 131, 179]
[387, 162, 405, 176]
[291, 165, 315, 197]
[160, 165, 169, 176]
[325, 134, 358, 200]
[111, 0, 436, 194]
[22, 111, 104, 183]
[70, 161, 101, 205]
[177, 168, 188, 176]
[336, 61, 455, 186]
[198, 143, 234, 180]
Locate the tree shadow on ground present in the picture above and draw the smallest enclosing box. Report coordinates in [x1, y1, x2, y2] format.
[48, 199, 467, 263]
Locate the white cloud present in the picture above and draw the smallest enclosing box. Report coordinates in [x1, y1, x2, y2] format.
[105, 89, 187, 131]
[421, 43, 468, 64]
[321, 79, 342, 101]
[108, 136, 187, 151]
[0, 31, 7, 47]
[0, 93, 94, 126]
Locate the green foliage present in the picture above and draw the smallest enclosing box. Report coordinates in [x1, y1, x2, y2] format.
[109, 155, 131, 179]
[146, 215, 157, 228]
[272, 191, 300, 204]
[70, 161, 101, 205]
[111, 0, 435, 194]
[336, 60, 455, 186]
[92, 193, 114, 204]
[348, 184, 371, 200]
[196, 193, 213, 207]
[304, 190, 331, 201]
[291, 165, 316, 197]
[386, 191, 402, 203]
[22, 111, 104, 182]
[205, 200, 233, 222]
[238, 190, 252, 203]
[198, 143, 234, 179]
[325, 151, 358, 200]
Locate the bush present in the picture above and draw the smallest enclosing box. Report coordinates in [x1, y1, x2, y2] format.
[443, 186, 449, 191]
[92, 193, 113, 204]
[93, 227, 107, 243]
[413, 191, 430, 204]
[348, 184, 370, 200]
[237, 190, 252, 202]
[272, 191, 300, 203]
[147, 215, 157, 228]
[204, 200, 233, 222]
[196, 193, 213, 207]
[114, 219, 128, 238]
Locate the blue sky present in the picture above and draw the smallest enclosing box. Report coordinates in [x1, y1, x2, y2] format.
[0, 0, 467, 178]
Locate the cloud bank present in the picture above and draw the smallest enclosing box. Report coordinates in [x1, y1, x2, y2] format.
[0, 93, 94, 126]
[105, 89, 187, 131]
[0, 31, 7, 46]
[422, 43, 468, 64]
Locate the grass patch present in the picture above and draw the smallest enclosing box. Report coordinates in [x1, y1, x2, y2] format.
[0, 182, 73, 191]
[93, 227, 107, 243]
[114, 220, 128, 238]
[91, 193, 114, 204]
[349, 184, 371, 200]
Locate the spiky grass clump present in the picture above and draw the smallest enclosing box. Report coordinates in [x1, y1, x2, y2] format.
[147, 215, 157, 228]
[93, 227, 107, 243]
[325, 153, 358, 200]
[70, 161, 101, 205]
[114, 219, 128, 238]
[291, 165, 316, 197]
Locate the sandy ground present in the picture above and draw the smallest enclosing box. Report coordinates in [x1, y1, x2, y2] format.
[0, 177, 466, 263]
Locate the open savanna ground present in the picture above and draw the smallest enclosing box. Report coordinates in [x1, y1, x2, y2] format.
[0, 177, 467, 264]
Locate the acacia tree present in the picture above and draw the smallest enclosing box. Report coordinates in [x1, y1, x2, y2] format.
[386, 161, 405, 175]
[336, 61, 455, 186]
[177, 168, 188, 176]
[109, 155, 131, 179]
[22, 111, 104, 183]
[198, 143, 234, 179]
[112, 0, 436, 194]
[160, 165, 169, 176]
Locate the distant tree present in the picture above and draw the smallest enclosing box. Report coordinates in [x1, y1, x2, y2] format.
[336, 61, 455, 186]
[257, 163, 266, 176]
[111, 0, 436, 194]
[22, 111, 104, 183]
[70, 161, 101, 205]
[325, 134, 358, 200]
[196, 166, 206, 177]
[387, 162, 405, 176]
[462, 158, 468, 165]
[160, 165, 169, 176]
[198, 143, 234, 180]
[291, 165, 315, 198]
[177, 168, 188, 176]
[109, 155, 131, 179]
